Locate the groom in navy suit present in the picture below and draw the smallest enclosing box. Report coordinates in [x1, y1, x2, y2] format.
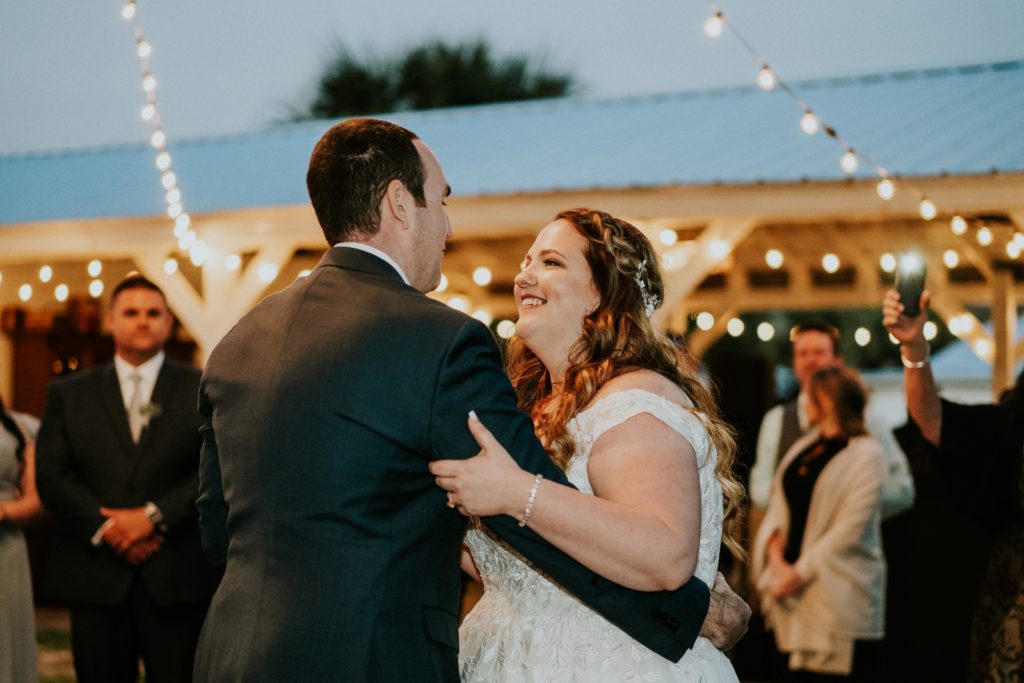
[193, 118, 748, 682]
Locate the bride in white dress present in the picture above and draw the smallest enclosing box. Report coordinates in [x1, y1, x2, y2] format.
[430, 209, 744, 682]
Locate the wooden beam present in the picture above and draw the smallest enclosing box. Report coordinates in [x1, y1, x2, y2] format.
[991, 267, 1017, 395]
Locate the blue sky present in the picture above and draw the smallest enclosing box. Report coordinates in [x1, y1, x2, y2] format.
[1, 0, 1021, 155]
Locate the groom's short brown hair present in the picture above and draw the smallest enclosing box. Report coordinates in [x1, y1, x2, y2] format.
[306, 118, 427, 245]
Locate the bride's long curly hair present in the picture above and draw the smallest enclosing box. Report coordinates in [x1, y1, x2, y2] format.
[507, 208, 745, 558]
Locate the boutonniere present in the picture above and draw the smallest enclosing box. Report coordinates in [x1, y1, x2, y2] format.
[139, 402, 162, 427]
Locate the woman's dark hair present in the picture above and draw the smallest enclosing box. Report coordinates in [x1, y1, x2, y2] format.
[0, 394, 26, 465]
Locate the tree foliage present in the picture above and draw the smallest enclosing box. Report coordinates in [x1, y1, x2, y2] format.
[300, 39, 574, 119]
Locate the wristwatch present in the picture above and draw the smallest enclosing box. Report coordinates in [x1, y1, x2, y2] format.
[143, 501, 167, 532]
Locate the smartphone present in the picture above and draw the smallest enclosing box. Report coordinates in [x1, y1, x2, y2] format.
[895, 253, 926, 317]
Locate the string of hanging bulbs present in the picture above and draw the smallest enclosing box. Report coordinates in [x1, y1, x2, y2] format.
[120, 0, 211, 267]
[702, 2, 1024, 260]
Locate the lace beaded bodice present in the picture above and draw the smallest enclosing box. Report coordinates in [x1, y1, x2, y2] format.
[459, 389, 735, 682]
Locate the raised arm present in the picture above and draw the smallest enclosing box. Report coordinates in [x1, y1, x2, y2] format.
[882, 289, 942, 445]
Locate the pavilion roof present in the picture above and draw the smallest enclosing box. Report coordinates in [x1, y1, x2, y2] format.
[2, 59, 1022, 225]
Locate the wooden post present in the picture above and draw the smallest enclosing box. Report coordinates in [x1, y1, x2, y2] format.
[991, 266, 1016, 396]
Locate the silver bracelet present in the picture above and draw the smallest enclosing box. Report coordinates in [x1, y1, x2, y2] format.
[518, 474, 544, 527]
[900, 345, 930, 369]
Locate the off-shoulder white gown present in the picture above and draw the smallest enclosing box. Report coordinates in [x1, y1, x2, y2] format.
[459, 389, 739, 682]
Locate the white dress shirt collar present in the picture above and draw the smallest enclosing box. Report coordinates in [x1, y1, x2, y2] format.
[333, 242, 411, 286]
[114, 351, 165, 408]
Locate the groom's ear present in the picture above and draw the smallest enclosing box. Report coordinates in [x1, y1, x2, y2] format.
[383, 179, 410, 229]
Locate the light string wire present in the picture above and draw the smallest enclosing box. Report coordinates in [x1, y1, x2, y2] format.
[121, 1, 211, 266]
[703, 2, 1023, 259]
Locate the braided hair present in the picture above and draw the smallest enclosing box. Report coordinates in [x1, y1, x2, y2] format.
[507, 208, 746, 559]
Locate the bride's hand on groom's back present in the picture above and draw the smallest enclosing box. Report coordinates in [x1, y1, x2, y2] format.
[429, 411, 537, 518]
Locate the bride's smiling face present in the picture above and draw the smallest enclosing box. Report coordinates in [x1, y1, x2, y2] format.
[513, 219, 600, 358]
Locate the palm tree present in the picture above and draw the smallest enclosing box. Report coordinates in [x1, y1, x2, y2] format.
[295, 39, 574, 119]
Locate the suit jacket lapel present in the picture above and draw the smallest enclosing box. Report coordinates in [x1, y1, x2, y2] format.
[319, 246, 410, 286]
[99, 363, 136, 459]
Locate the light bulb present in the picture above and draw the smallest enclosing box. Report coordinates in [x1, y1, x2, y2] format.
[472, 309, 493, 326]
[141, 104, 155, 121]
[167, 202, 183, 218]
[496, 320, 516, 339]
[704, 13, 724, 38]
[876, 178, 895, 200]
[165, 188, 181, 204]
[975, 339, 991, 358]
[696, 312, 715, 331]
[189, 241, 210, 266]
[709, 239, 729, 259]
[756, 66, 776, 91]
[822, 253, 840, 273]
[18, 284, 32, 301]
[659, 229, 678, 246]
[977, 226, 993, 246]
[89, 280, 104, 298]
[879, 252, 896, 273]
[854, 327, 871, 347]
[950, 215, 967, 235]
[840, 151, 859, 174]
[800, 112, 820, 135]
[39, 265, 53, 283]
[765, 249, 783, 269]
[121, 3, 135, 20]
[142, 75, 157, 92]
[472, 267, 492, 286]
[257, 263, 279, 283]
[175, 214, 191, 232]
[55, 284, 69, 302]
[156, 151, 171, 170]
[164, 258, 179, 275]
[87, 259, 102, 277]
[150, 130, 166, 148]
[756, 322, 775, 341]
[136, 41, 151, 59]
[161, 171, 177, 190]
[918, 199, 937, 221]
[447, 296, 470, 313]
[178, 230, 197, 250]
[224, 254, 242, 271]
[943, 249, 959, 269]
[923, 321, 938, 340]
[727, 318, 745, 337]
[1007, 241, 1022, 259]
[1015, 233, 1024, 249]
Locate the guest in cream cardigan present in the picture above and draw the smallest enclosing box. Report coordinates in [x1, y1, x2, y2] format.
[752, 366, 885, 681]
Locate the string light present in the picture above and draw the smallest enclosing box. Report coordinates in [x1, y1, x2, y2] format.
[89, 280, 104, 298]
[923, 321, 938, 341]
[840, 150, 859, 174]
[756, 322, 775, 341]
[709, 239, 730, 259]
[765, 249, 783, 269]
[18, 284, 32, 302]
[702, 2, 1003, 255]
[799, 111, 820, 135]
[876, 179, 895, 200]
[727, 318, 745, 337]
[918, 199, 937, 221]
[472, 309, 493, 326]
[703, 12, 724, 37]
[224, 254, 242, 271]
[977, 226, 993, 246]
[55, 284, 69, 302]
[496, 320, 516, 339]
[821, 253, 840, 273]
[163, 258, 179, 275]
[696, 311, 715, 331]
[447, 296, 470, 312]
[472, 267, 492, 286]
[943, 249, 959, 269]
[1007, 241, 1022, 259]
[39, 265, 53, 283]
[257, 263, 279, 283]
[879, 252, 896, 273]
[756, 65, 777, 91]
[854, 327, 871, 346]
[1015, 233, 1024, 249]
[659, 229, 678, 246]
[189, 241, 211, 266]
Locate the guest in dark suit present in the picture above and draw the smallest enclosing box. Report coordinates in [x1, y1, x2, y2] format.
[193, 118, 749, 683]
[36, 275, 219, 683]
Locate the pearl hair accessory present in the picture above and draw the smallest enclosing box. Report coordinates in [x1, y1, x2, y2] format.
[633, 259, 661, 318]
